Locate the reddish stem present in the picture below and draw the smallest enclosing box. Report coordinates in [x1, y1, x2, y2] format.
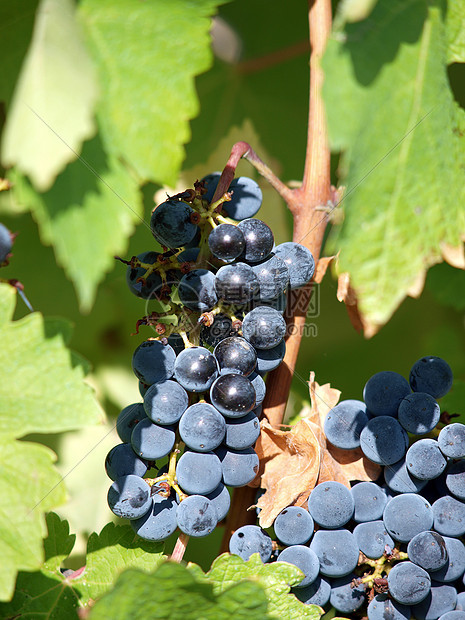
[170, 532, 190, 562]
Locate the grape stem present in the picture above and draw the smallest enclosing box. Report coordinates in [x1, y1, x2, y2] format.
[220, 0, 333, 553]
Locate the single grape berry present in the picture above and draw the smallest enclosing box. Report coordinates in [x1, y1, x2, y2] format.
[214, 336, 257, 376]
[215, 262, 260, 304]
[409, 356, 453, 398]
[242, 306, 286, 350]
[273, 242, 315, 289]
[174, 346, 218, 392]
[210, 373, 256, 417]
[208, 224, 245, 261]
[251, 253, 289, 301]
[237, 218, 274, 263]
[150, 200, 198, 248]
[229, 525, 272, 562]
[178, 269, 218, 312]
[176, 495, 218, 537]
[132, 340, 176, 386]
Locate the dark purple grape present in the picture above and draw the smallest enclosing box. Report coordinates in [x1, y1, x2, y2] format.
[178, 402, 226, 452]
[237, 218, 274, 263]
[116, 403, 147, 443]
[274, 242, 315, 289]
[251, 254, 289, 301]
[178, 269, 218, 312]
[143, 380, 189, 425]
[107, 475, 152, 520]
[255, 340, 286, 374]
[214, 336, 256, 376]
[131, 493, 178, 541]
[242, 306, 286, 350]
[210, 373, 256, 417]
[132, 340, 176, 386]
[215, 262, 260, 304]
[176, 495, 218, 537]
[215, 446, 259, 487]
[409, 356, 453, 398]
[150, 200, 198, 248]
[174, 346, 218, 392]
[208, 224, 245, 261]
[105, 443, 147, 481]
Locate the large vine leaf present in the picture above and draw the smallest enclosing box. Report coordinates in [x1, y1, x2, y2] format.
[323, 0, 465, 335]
[0, 284, 101, 600]
[188, 553, 323, 619]
[78, 0, 225, 187]
[72, 522, 165, 603]
[5, 133, 141, 311]
[0, 284, 102, 437]
[0, 513, 81, 618]
[88, 561, 270, 620]
[1, 0, 99, 191]
[0, 514, 165, 618]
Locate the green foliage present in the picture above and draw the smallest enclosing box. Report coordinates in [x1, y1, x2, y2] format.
[79, 0, 224, 187]
[1, 0, 225, 308]
[0, 284, 101, 600]
[73, 521, 165, 602]
[1, 0, 99, 191]
[7, 136, 141, 311]
[323, 0, 465, 332]
[447, 0, 465, 62]
[0, 513, 165, 619]
[188, 553, 323, 619]
[89, 561, 271, 620]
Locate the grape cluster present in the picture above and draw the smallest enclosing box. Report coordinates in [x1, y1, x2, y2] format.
[230, 356, 465, 619]
[105, 173, 315, 541]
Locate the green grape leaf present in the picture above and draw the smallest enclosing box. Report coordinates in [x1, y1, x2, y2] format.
[78, 0, 224, 186]
[323, 0, 465, 335]
[447, 0, 465, 62]
[188, 553, 323, 619]
[0, 513, 81, 618]
[44, 512, 76, 572]
[0, 284, 101, 600]
[1, 0, 99, 191]
[0, 283, 103, 437]
[6, 133, 142, 311]
[0, 441, 67, 601]
[88, 561, 270, 620]
[0, 516, 165, 617]
[72, 522, 165, 603]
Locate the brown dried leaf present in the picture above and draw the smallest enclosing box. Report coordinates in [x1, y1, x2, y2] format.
[255, 419, 321, 528]
[314, 255, 336, 284]
[307, 371, 341, 428]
